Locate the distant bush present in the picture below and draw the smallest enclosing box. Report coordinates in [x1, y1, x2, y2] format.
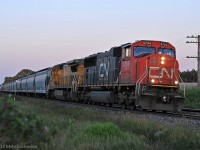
[0, 95, 49, 146]
[184, 88, 200, 108]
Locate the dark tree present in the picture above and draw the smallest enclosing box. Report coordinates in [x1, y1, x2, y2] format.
[180, 69, 197, 82]
[3, 69, 34, 84]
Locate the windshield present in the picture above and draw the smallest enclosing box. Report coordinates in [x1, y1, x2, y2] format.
[158, 48, 175, 58]
[134, 47, 156, 57]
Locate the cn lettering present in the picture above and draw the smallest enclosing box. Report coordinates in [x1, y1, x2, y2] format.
[149, 67, 174, 79]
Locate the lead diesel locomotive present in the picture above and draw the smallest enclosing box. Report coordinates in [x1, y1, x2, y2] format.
[1, 40, 185, 111]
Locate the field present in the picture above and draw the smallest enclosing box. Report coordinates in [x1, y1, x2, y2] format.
[184, 87, 200, 109]
[0, 94, 200, 150]
[180, 83, 197, 89]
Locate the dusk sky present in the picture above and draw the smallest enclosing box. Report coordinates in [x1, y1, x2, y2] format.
[0, 0, 200, 84]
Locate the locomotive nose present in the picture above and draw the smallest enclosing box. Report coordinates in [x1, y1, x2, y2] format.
[148, 54, 178, 85]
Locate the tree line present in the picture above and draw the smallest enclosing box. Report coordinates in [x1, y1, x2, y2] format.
[3, 69, 34, 84]
[180, 69, 197, 82]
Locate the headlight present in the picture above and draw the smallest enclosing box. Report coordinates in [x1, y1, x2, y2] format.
[175, 81, 178, 84]
[161, 61, 165, 65]
[151, 79, 155, 83]
[161, 57, 165, 64]
[161, 57, 165, 61]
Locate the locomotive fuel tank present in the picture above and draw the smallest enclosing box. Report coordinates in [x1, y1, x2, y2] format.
[86, 91, 115, 104]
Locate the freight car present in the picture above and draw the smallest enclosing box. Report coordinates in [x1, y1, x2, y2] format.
[2, 68, 51, 97]
[1, 40, 185, 112]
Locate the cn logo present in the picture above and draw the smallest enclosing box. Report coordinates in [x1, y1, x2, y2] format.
[149, 67, 174, 79]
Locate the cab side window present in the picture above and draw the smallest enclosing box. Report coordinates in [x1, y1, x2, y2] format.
[122, 47, 131, 58]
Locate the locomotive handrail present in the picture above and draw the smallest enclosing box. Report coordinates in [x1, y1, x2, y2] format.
[173, 61, 179, 85]
[174, 62, 185, 97]
[138, 60, 148, 96]
[179, 74, 185, 97]
[135, 59, 148, 97]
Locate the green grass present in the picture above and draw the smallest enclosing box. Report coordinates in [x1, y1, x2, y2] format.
[0, 95, 50, 146]
[71, 122, 150, 150]
[1, 94, 200, 150]
[184, 88, 200, 108]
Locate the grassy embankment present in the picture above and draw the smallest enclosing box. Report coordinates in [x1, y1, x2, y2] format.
[184, 88, 200, 109]
[0, 94, 200, 150]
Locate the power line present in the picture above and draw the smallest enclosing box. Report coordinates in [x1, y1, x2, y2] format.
[186, 56, 198, 59]
[172, 37, 186, 45]
[186, 35, 200, 87]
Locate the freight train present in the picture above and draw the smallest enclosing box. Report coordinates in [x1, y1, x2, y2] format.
[0, 40, 185, 111]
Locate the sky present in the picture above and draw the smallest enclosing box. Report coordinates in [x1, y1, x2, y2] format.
[0, 0, 200, 84]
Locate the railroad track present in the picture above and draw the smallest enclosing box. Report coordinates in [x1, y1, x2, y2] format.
[180, 108, 200, 120]
[1, 93, 200, 120]
[182, 108, 200, 112]
[46, 101, 200, 120]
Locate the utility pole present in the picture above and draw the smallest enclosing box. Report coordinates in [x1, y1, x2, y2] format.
[186, 35, 200, 87]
